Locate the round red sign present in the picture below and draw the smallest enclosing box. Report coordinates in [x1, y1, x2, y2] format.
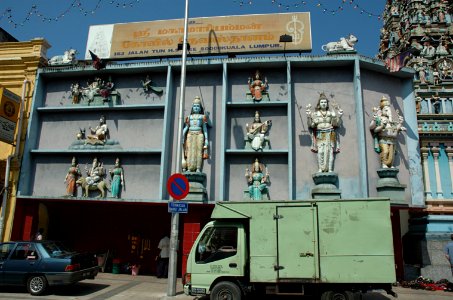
[167, 173, 189, 200]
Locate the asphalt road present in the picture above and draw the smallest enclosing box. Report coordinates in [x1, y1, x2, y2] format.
[0, 273, 451, 300]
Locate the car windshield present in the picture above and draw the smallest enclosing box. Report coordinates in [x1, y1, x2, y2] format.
[41, 241, 74, 257]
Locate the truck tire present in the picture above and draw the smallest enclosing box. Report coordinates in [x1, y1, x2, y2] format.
[27, 275, 48, 296]
[321, 290, 354, 300]
[211, 281, 242, 300]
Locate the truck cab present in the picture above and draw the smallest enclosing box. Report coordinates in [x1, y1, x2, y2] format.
[183, 221, 247, 298]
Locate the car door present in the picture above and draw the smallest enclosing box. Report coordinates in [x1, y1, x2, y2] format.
[0, 243, 16, 284]
[2, 243, 42, 285]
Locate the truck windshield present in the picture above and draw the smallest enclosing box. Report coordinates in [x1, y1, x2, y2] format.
[195, 226, 237, 264]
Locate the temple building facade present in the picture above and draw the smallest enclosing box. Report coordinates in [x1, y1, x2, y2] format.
[379, 0, 453, 280]
[13, 53, 422, 278]
[0, 8, 445, 280]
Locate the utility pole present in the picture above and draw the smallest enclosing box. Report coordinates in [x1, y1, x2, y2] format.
[167, 0, 189, 296]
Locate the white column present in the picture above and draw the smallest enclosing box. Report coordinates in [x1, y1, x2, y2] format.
[427, 98, 432, 113]
[432, 147, 443, 199]
[441, 97, 446, 113]
[421, 149, 432, 199]
[447, 149, 453, 198]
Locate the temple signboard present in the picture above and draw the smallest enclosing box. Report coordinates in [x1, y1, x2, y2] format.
[85, 12, 312, 59]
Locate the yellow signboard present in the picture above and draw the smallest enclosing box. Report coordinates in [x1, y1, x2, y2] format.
[85, 12, 311, 60]
[0, 86, 21, 144]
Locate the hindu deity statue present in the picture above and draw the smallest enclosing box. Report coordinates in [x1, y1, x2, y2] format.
[306, 93, 343, 173]
[245, 158, 270, 201]
[109, 158, 125, 198]
[81, 77, 115, 103]
[82, 77, 101, 102]
[64, 157, 81, 197]
[369, 96, 406, 169]
[98, 76, 114, 101]
[76, 157, 109, 198]
[182, 96, 211, 173]
[141, 75, 163, 95]
[248, 70, 268, 101]
[85, 157, 106, 186]
[86, 115, 109, 145]
[245, 111, 272, 150]
[70, 82, 81, 104]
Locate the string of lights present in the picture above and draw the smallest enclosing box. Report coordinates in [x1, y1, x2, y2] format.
[234, 0, 383, 20]
[0, 0, 141, 28]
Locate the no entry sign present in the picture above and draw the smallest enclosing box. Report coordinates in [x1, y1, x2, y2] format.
[167, 173, 189, 200]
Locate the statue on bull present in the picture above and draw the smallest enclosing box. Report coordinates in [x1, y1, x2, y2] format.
[76, 157, 110, 197]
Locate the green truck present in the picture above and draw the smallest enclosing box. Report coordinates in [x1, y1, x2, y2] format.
[183, 199, 397, 300]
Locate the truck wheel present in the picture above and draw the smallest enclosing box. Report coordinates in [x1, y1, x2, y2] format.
[27, 275, 48, 296]
[211, 281, 242, 300]
[321, 290, 354, 300]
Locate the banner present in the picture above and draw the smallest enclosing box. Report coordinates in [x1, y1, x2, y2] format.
[85, 12, 311, 60]
[0, 86, 20, 144]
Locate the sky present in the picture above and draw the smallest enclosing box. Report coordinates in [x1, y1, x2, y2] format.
[0, 0, 386, 59]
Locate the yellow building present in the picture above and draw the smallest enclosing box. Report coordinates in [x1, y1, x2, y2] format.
[0, 32, 50, 241]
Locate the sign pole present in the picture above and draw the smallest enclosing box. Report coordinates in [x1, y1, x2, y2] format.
[167, 0, 189, 296]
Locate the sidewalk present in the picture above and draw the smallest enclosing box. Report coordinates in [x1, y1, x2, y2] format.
[93, 273, 194, 300]
[85, 273, 453, 300]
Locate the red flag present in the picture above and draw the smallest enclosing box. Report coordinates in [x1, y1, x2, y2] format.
[88, 50, 106, 70]
[385, 51, 412, 72]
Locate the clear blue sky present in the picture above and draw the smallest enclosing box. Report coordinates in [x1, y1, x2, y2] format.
[0, 0, 385, 58]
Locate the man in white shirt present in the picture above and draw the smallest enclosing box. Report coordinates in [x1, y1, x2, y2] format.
[156, 235, 170, 278]
[35, 228, 44, 240]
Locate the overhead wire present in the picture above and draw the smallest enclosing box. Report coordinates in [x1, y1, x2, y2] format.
[0, 0, 141, 28]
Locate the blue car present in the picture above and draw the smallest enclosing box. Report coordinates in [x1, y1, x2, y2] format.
[0, 241, 99, 295]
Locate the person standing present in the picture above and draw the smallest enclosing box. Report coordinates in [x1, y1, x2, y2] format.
[445, 234, 453, 276]
[156, 235, 170, 278]
[35, 228, 44, 241]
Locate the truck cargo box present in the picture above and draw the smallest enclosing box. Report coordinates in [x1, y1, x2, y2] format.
[210, 198, 395, 284]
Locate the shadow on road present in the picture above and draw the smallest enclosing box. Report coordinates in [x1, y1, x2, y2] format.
[51, 282, 110, 296]
[191, 291, 392, 300]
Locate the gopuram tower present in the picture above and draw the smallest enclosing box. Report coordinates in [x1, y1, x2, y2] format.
[379, 0, 453, 281]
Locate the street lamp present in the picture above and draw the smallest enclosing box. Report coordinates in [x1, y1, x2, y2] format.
[279, 34, 293, 57]
[168, 0, 190, 297]
[177, 42, 191, 51]
[279, 34, 293, 43]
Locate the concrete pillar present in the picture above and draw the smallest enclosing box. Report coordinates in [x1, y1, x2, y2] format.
[421, 148, 432, 199]
[446, 148, 453, 198]
[432, 147, 443, 199]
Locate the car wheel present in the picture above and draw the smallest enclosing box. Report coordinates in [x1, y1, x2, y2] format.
[321, 290, 355, 300]
[211, 281, 242, 300]
[27, 275, 48, 296]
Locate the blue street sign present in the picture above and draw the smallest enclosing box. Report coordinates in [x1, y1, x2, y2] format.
[168, 201, 189, 213]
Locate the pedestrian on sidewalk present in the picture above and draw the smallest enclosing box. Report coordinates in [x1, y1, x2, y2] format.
[156, 234, 170, 278]
[34, 228, 44, 240]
